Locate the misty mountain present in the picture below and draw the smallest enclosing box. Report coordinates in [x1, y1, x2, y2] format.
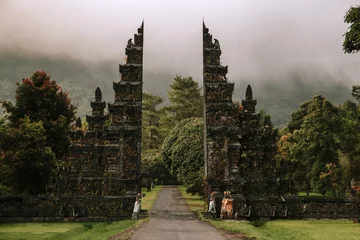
[0, 54, 352, 128]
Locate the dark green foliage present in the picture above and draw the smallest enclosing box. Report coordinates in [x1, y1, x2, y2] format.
[2, 70, 76, 158]
[287, 100, 311, 133]
[158, 75, 203, 146]
[0, 70, 75, 194]
[278, 95, 341, 195]
[0, 117, 56, 194]
[162, 118, 204, 195]
[141, 93, 176, 185]
[351, 85, 360, 103]
[162, 75, 203, 125]
[343, 5, 360, 53]
[338, 100, 360, 185]
[141, 149, 176, 185]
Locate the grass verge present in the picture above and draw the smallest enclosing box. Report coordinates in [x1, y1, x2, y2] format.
[0, 220, 144, 240]
[141, 185, 163, 211]
[178, 186, 360, 240]
[177, 186, 205, 212]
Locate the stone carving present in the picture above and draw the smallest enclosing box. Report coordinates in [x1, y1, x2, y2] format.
[86, 87, 107, 135]
[213, 38, 220, 50]
[127, 38, 134, 48]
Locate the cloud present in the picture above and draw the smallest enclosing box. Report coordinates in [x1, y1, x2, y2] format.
[0, 0, 359, 92]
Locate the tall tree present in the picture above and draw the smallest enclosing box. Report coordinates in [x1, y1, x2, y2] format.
[163, 75, 203, 124]
[2, 70, 76, 158]
[343, 5, 360, 54]
[338, 100, 360, 185]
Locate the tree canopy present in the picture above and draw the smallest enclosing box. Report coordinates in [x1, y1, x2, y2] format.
[0, 70, 75, 194]
[2, 70, 76, 158]
[343, 5, 360, 53]
[162, 75, 203, 124]
[278, 95, 341, 195]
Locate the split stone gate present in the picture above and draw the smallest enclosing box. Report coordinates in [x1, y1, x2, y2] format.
[0, 22, 360, 221]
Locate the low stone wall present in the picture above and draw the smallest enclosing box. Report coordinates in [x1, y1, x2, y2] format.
[0, 195, 135, 222]
[230, 195, 360, 220]
[298, 197, 360, 219]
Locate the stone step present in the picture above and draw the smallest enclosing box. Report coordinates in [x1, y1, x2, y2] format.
[138, 210, 149, 219]
[149, 210, 198, 220]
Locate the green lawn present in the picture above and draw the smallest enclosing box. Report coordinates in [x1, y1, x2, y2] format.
[209, 219, 360, 240]
[178, 186, 360, 240]
[0, 221, 142, 240]
[0, 186, 163, 240]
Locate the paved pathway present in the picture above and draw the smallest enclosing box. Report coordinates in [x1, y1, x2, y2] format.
[129, 186, 227, 240]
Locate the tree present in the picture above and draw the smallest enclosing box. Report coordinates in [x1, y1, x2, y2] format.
[2, 70, 76, 158]
[338, 100, 360, 187]
[162, 118, 204, 195]
[343, 5, 360, 54]
[0, 117, 55, 194]
[141, 149, 177, 186]
[162, 75, 203, 125]
[278, 96, 341, 195]
[351, 85, 360, 103]
[319, 162, 342, 197]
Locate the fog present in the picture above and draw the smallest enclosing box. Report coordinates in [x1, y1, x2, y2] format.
[0, 0, 359, 118]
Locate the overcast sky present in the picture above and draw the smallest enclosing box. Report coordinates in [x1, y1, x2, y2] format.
[0, 0, 359, 96]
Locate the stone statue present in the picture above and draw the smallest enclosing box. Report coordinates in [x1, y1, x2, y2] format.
[208, 191, 216, 219]
[213, 39, 220, 49]
[127, 38, 134, 48]
[220, 190, 233, 219]
[132, 192, 144, 220]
